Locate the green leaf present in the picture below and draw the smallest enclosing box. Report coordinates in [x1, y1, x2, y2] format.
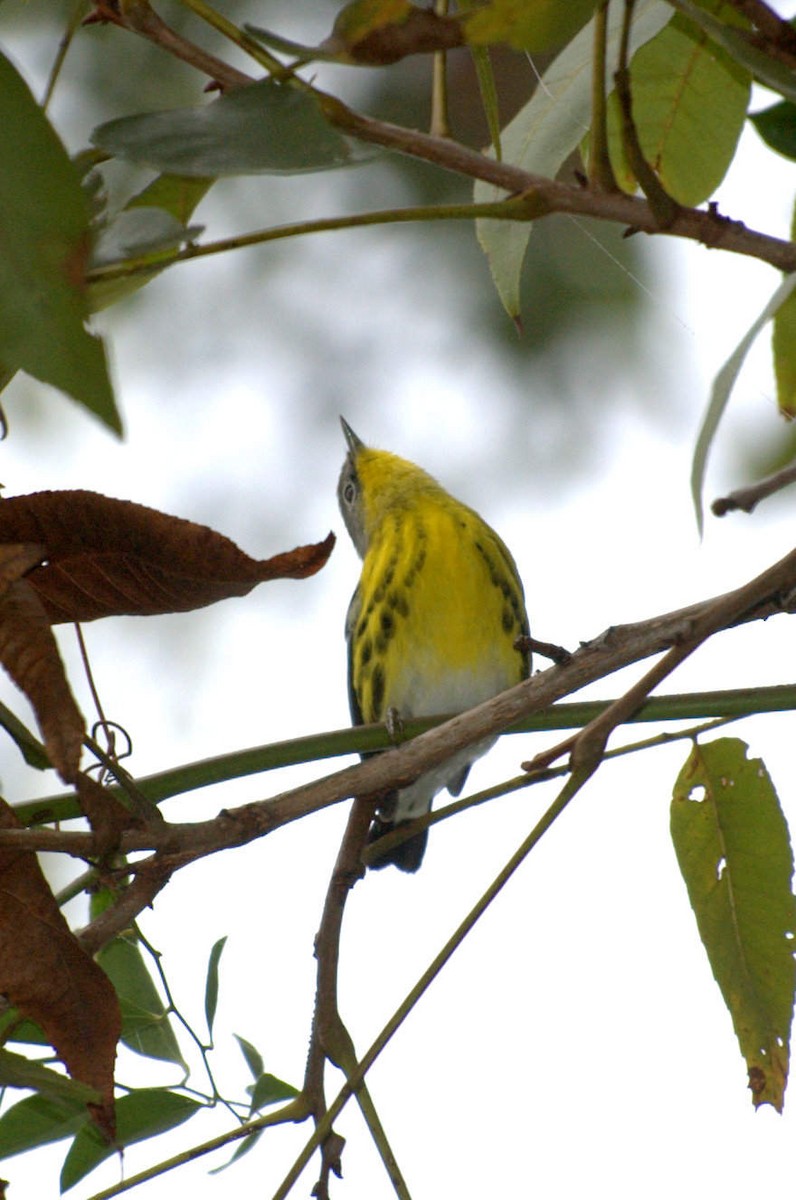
[474, 0, 673, 317]
[204, 936, 227, 1039]
[690, 272, 796, 532]
[248, 1072, 299, 1114]
[671, 738, 796, 1110]
[87, 174, 214, 313]
[91, 79, 368, 177]
[751, 101, 796, 162]
[60, 1089, 203, 1191]
[773, 201, 796, 417]
[0, 1048, 100, 1105]
[235, 1033, 264, 1080]
[96, 934, 184, 1066]
[0, 51, 119, 431]
[126, 173, 214, 223]
[0, 1012, 49, 1045]
[666, 0, 796, 103]
[0, 699, 50, 770]
[0, 1093, 87, 1158]
[605, 5, 751, 206]
[465, 0, 598, 52]
[90, 208, 202, 269]
[209, 1127, 263, 1173]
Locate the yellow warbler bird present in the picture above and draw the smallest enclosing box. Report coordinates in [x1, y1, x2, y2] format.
[338, 419, 530, 872]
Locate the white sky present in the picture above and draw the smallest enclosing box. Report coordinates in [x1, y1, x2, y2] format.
[2, 12, 796, 1200]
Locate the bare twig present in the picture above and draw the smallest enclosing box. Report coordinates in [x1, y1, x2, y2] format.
[303, 794, 410, 1198]
[588, 0, 619, 192]
[712, 461, 796, 517]
[86, 0, 253, 88]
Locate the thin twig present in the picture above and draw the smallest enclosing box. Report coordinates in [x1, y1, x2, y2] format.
[304, 793, 410, 1198]
[613, 0, 680, 228]
[430, 0, 451, 138]
[712, 461, 796, 517]
[589, 0, 619, 191]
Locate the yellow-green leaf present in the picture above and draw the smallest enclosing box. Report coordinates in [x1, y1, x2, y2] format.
[606, 5, 751, 205]
[671, 738, 796, 1110]
[773, 201, 796, 417]
[474, 0, 672, 318]
[465, 0, 598, 53]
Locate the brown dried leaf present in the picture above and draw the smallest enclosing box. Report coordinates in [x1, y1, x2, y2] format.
[0, 551, 84, 781]
[0, 799, 120, 1137]
[0, 490, 335, 623]
[328, 0, 464, 64]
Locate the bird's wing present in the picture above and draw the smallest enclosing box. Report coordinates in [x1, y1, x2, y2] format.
[345, 584, 364, 727]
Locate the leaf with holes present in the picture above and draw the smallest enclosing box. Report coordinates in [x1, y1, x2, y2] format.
[671, 738, 796, 1110]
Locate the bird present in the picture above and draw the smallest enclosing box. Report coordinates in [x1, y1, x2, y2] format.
[337, 418, 530, 872]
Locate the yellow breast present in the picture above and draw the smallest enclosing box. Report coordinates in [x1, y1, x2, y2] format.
[351, 497, 528, 724]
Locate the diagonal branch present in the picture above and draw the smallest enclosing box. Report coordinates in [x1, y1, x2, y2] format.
[5, 542, 796, 953]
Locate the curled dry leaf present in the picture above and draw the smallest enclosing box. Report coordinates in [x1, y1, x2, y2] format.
[328, 1, 464, 64]
[0, 543, 84, 781]
[0, 490, 335, 622]
[0, 798, 120, 1138]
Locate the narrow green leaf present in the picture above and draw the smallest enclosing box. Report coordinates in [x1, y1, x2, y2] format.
[470, 45, 502, 160]
[0, 1093, 87, 1158]
[60, 1089, 203, 1191]
[474, 0, 672, 317]
[234, 1034, 264, 1081]
[0, 51, 119, 431]
[751, 101, 796, 162]
[605, 6, 751, 206]
[92, 79, 368, 177]
[0, 699, 50, 770]
[0, 1048, 100, 1105]
[209, 1127, 263, 1173]
[773, 201, 796, 417]
[248, 1072, 299, 1114]
[204, 936, 227, 1039]
[671, 738, 796, 1110]
[96, 934, 184, 1066]
[690, 272, 796, 533]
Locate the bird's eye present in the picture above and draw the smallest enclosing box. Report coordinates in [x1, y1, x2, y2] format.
[343, 480, 356, 505]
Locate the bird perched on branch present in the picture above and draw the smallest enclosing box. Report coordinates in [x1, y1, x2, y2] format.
[337, 418, 530, 871]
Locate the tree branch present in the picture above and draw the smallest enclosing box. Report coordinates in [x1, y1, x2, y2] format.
[712, 461, 796, 517]
[0, 541, 782, 953]
[87, 3, 796, 273]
